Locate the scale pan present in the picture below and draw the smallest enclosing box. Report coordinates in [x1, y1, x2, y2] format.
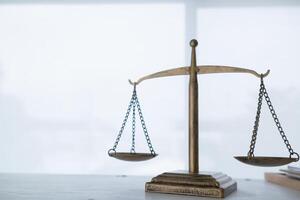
[234, 156, 297, 167]
[109, 152, 157, 161]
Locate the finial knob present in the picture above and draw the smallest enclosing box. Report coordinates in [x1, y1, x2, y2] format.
[190, 39, 198, 47]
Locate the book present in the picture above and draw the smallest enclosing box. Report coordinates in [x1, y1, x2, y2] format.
[265, 172, 300, 191]
[288, 165, 300, 173]
[280, 165, 300, 180]
[280, 169, 300, 180]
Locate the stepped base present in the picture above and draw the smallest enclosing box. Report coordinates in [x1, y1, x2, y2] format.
[145, 171, 237, 198]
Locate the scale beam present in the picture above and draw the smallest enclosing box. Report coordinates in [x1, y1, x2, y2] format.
[128, 41, 271, 174]
[129, 65, 270, 85]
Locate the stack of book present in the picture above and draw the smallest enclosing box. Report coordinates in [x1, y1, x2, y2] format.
[265, 166, 300, 191]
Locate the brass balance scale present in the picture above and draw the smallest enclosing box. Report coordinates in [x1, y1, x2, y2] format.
[108, 39, 299, 198]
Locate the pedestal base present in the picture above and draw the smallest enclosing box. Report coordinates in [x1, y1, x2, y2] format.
[145, 171, 237, 198]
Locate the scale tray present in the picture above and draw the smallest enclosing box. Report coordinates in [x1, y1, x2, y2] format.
[234, 156, 297, 167]
[109, 152, 157, 161]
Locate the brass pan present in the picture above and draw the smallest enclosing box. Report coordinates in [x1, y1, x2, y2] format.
[234, 156, 298, 167]
[109, 151, 157, 161]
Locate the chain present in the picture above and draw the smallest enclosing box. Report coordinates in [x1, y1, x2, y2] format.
[135, 91, 156, 155]
[108, 85, 156, 156]
[248, 75, 299, 161]
[262, 79, 299, 161]
[108, 89, 135, 155]
[130, 88, 136, 153]
[248, 76, 264, 157]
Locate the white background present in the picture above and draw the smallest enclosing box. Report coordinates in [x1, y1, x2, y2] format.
[0, 1, 299, 179]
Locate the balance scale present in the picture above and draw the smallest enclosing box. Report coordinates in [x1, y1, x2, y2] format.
[108, 39, 299, 198]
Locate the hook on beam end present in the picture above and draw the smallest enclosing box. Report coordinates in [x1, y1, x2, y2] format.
[128, 79, 138, 86]
[261, 69, 270, 78]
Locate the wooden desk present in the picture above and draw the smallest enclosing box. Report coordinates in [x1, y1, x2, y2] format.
[0, 174, 299, 199]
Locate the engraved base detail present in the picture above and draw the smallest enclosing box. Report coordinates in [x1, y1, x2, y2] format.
[145, 171, 237, 198]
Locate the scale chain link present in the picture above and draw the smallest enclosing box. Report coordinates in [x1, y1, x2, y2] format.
[262, 80, 299, 160]
[248, 77, 264, 157]
[130, 90, 136, 153]
[110, 91, 135, 152]
[248, 75, 299, 161]
[135, 91, 156, 155]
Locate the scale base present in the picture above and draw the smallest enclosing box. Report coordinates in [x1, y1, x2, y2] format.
[145, 171, 237, 198]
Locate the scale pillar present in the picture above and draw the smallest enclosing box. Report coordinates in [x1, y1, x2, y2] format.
[146, 40, 237, 197]
[188, 39, 199, 174]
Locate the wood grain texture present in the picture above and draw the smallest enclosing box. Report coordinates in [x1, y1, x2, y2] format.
[265, 172, 300, 191]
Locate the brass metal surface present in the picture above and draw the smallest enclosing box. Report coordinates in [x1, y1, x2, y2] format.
[198, 65, 270, 78]
[151, 171, 231, 187]
[189, 39, 199, 173]
[145, 171, 237, 198]
[109, 152, 157, 161]
[129, 65, 270, 85]
[234, 156, 297, 167]
[122, 39, 283, 198]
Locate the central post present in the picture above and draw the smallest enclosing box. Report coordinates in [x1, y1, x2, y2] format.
[145, 39, 237, 198]
[189, 39, 199, 173]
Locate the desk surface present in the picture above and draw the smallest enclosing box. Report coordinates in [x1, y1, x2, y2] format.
[0, 174, 299, 200]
